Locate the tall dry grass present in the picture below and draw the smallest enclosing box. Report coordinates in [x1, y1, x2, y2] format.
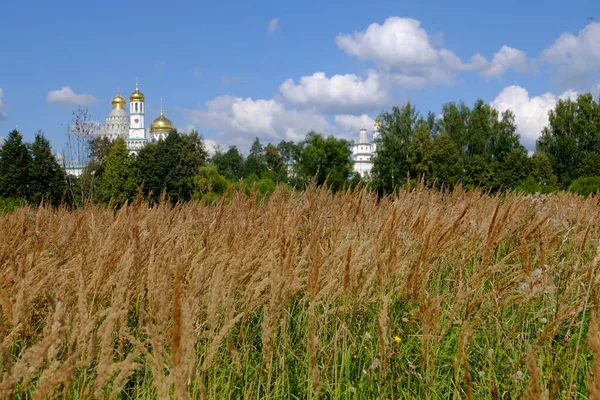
[1, 185, 600, 398]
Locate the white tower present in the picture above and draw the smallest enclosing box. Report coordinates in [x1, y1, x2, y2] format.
[127, 79, 147, 155]
[351, 126, 374, 178]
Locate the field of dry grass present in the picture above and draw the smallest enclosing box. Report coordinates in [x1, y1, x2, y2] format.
[1, 186, 600, 399]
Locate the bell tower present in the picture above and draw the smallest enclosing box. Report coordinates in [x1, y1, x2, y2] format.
[128, 79, 146, 140]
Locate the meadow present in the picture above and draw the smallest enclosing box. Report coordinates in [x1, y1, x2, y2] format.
[1, 186, 600, 399]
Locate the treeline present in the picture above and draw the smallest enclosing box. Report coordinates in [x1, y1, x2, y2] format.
[1, 92, 600, 209]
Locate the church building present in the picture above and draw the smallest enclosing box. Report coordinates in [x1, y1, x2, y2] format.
[350, 119, 380, 179]
[102, 81, 174, 155]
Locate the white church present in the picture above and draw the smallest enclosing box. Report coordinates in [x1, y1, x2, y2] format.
[350, 119, 380, 179]
[102, 81, 174, 155]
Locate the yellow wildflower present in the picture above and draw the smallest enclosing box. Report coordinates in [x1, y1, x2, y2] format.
[394, 336, 401, 344]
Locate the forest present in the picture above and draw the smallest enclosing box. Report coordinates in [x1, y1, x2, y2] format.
[1, 92, 600, 210]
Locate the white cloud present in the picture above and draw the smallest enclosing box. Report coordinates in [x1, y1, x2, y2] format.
[204, 139, 219, 156]
[490, 85, 578, 148]
[477, 46, 533, 78]
[279, 71, 389, 113]
[336, 17, 439, 66]
[335, 17, 531, 88]
[268, 18, 279, 33]
[334, 114, 375, 137]
[542, 22, 600, 85]
[0, 88, 6, 120]
[181, 95, 333, 149]
[47, 86, 97, 107]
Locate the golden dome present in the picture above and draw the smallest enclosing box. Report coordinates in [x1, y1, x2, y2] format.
[129, 80, 145, 102]
[150, 108, 174, 132]
[111, 90, 127, 109]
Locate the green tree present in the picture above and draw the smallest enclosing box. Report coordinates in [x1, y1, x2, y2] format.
[438, 101, 470, 156]
[371, 103, 418, 194]
[576, 152, 600, 177]
[296, 131, 352, 191]
[530, 151, 557, 188]
[276, 140, 298, 161]
[244, 137, 267, 178]
[487, 110, 523, 161]
[536, 94, 600, 186]
[100, 138, 139, 205]
[211, 146, 245, 181]
[0, 129, 32, 199]
[569, 176, 600, 197]
[466, 99, 497, 159]
[407, 122, 433, 179]
[425, 111, 440, 137]
[193, 165, 230, 204]
[464, 155, 493, 189]
[265, 143, 286, 181]
[137, 130, 208, 203]
[430, 133, 462, 188]
[29, 131, 66, 206]
[493, 148, 531, 190]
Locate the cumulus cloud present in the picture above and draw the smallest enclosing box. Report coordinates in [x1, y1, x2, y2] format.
[477, 46, 534, 78]
[336, 17, 440, 66]
[279, 71, 390, 113]
[542, 22, 600, 85]
[335, 17, 532, 88]
[268, 18, 279, 33]
[181, 95, 333, 149]
[0, 88, 6, 120]
[47, 86, 98, 106]
[334, 114, 375, 138]
[490, 85, 578, 149]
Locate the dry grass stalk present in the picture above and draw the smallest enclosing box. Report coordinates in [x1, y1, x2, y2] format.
[588, 309, 600, 399]
[2, 186, 600, 397]
[523, 348, 544, 400]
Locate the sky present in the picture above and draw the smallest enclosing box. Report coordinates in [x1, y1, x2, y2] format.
[0, 0, 599, 153]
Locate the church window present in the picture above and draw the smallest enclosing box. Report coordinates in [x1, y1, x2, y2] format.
[140, 103, 143, 112]
[135, 103, 138, 112]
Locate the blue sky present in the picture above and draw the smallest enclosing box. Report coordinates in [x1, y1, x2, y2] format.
[0, 0, 599, 153]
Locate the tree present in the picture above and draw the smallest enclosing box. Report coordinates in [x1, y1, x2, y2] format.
[29, 131, 66, 206]
[265, 143, 286, 181]
[192, 165, 230, 203]
[466, 99, 497, 160]
[569, 176, 600, 197]
[211, 146, 245, 181]
[464, 155, 493, 189]
[438, 101, 470, 156]
[487, 110, 523, 161]
[244, 137, 267, 178]
[407, 122, 433, 179]
[536, 95, 591, 186]
[493, 148, 531, 190]
[530, 151, 557, 188]
[0, 129, 32, 199]
[136, 130, 208, 203]
[63, 107, 101, 205]
[430, 133, 462, 188]
[296, 131, 352, 191]
[577, 151, 600, 177]
[371, 103, 418, 194]
[87, 135, 114, 180]
[100, 138, 139, 205]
